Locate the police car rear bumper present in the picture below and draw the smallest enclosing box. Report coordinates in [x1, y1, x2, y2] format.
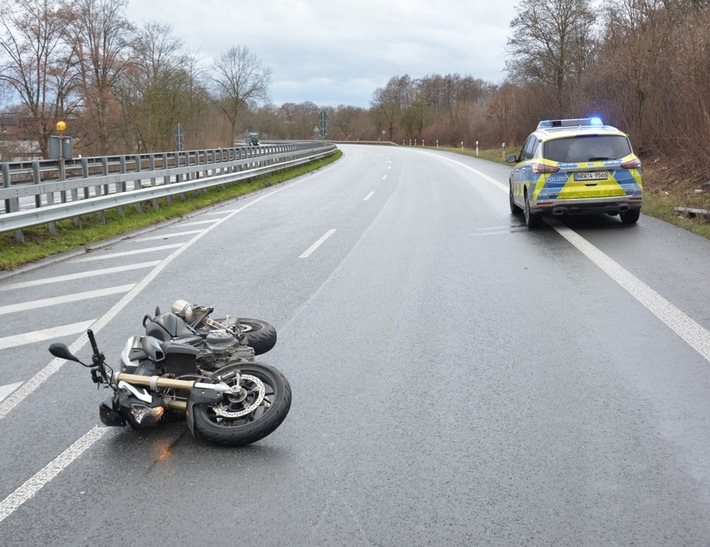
[531, 196, 642, 216]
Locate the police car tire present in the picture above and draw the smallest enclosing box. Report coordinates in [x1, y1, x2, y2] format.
[524, 194, 542, 229]
[619, 210, 640, 224]
[509, 184, 523, 214]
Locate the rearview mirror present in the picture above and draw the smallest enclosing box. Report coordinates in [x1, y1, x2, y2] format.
[48, 342, 80, 363]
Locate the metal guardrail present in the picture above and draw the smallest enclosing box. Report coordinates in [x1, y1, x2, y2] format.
[0, 141, 337, 236]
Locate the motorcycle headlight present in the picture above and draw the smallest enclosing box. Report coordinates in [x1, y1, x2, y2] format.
[128, 403, 165, 427]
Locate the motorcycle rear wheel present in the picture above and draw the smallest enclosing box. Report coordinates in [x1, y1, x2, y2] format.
[213, 317, 277, 355]
[191, 362, 291, 447]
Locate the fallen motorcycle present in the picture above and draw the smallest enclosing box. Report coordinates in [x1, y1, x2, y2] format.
[49, 328, 291, 447]
[143, 300, 277, 364]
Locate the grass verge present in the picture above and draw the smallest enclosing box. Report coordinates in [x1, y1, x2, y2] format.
[0, 150, 342, 271]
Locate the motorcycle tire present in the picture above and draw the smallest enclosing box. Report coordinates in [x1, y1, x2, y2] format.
[191, 362, 291, 447]
[214, 317, 277, 355]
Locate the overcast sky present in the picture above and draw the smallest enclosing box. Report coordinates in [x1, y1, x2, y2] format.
[125, 0, 520, 108]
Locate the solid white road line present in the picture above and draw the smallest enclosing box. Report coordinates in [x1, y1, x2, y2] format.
[434, 151, 710, 364]
[0, 285, 135, 316]
[69, 243, 183, 262]
[299, 229, 337, 259]
[0, 320, 95, 350]
[0, 426, 108, 523]
[0, 262, 158, 292]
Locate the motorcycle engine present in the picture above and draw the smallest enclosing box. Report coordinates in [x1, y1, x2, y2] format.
[204, 331, 255, 366]
[205, 331, 238, 355]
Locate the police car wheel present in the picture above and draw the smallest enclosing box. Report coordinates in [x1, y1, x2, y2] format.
[509, 184, 522, 214]
[619, 209, 640, 224]
[524, 194, 542, 229]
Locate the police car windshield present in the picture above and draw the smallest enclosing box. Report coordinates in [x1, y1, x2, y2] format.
[542, 135, 632, 163]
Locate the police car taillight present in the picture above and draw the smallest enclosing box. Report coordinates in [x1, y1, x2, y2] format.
[531, 163, 560, 175]
[620, 157, 641, 169]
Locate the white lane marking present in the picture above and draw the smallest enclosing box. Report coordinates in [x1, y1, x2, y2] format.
[135, 229, 204, 242]
[0, 164, 337, 421]
[550, 221, 710, 362]
[424, 151, 507, 192]
[69, 243, 183, 262]
[0, 285, 134, 316]
[299, 229, 337, 259]
[363, 191, 375, 201]
[181, 219, 221, 226]
[381, 175, 388, 181]
[431, 152, 710, 363]
[0, 320, 95, 350]
[0, 382, 23, 402]
[0, 262, 159, 292]
[0, 426, 108, 523]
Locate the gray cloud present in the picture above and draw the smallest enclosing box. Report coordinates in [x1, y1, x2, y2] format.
[126, 0, 518, 107]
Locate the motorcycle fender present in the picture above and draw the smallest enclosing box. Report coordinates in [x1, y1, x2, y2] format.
[185, 385, 223, 436]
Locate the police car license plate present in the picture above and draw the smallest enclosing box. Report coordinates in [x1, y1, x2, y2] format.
[574, 171, 608, 181]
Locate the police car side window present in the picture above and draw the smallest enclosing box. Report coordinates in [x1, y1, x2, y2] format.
[521, 136, 537, 160]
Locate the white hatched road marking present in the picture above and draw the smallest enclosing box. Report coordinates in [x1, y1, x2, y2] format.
[0, 382, 22, 402]
[0, 320, 95, 350]
[0, 285, 135, 316]
[0, 163, 338, 524]
[69, 243, 183, 262]
[0, 262, 158, 292]
[135, 229, 204, 242]
[299, 229, 336, 258]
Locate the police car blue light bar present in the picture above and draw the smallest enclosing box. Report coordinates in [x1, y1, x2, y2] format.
[536, 117, 604, 129]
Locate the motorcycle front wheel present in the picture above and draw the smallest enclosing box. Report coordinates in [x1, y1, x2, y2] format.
[191, 362, 291, 447]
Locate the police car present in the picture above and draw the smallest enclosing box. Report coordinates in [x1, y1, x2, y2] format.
[506, 117, 642, 229]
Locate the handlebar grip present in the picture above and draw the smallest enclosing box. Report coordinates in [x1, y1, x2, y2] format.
[87, 329, 100, 355]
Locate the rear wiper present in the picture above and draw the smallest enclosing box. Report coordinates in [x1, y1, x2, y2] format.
[588, 157, 610, 161]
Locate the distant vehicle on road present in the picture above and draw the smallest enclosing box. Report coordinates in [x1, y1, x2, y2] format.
[246, 132, 260, 146]
[506, 117, 643, 229]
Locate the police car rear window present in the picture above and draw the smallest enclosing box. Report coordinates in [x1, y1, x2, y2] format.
[542, 135, 632, 163]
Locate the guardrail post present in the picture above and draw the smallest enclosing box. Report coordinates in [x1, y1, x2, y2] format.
[85, 157, 104, 224]
[162, 153, 172, 205]
[2, 162, 25, 242]
[149, 155, 158, 210]
[118, 156, 127, 217]
[133, 154, 142, 213]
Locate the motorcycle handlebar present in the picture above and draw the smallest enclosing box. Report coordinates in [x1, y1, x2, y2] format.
[87, 329, 100, 356]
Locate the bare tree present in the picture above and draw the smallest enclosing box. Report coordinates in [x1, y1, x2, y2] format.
[371, 75, 413, 142]
[0, 0, 75, 156]
[210, 45, 271, 145]
[506, 0, 598, 110]
[65, 0, 132, 155]
[116, 21, 199, 151]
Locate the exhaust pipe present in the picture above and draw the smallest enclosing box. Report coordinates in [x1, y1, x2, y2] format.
[552, 207, 566, 216]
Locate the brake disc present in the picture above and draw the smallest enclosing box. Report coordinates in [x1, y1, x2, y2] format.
[212, 374, 266, 418]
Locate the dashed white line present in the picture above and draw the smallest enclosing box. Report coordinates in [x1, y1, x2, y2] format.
[0, 285, 135, 316]
[381, 175, 388, 181]
[0, 320, 95, 350]
[300, 229, 336, 258]
[363, 191, 375, 201]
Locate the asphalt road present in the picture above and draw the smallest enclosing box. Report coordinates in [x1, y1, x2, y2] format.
[1, 144, 709, 545]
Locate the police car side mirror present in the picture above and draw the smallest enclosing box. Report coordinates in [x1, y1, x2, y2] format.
[505, 153, 518, 164]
